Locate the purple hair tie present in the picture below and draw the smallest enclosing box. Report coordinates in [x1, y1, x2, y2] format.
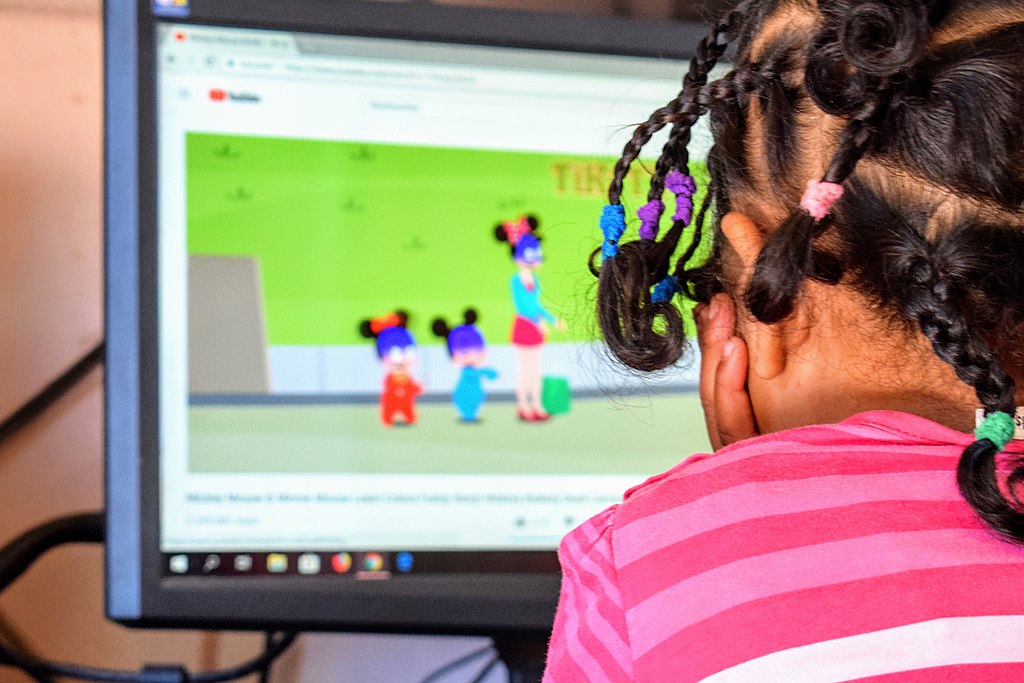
[637, 200, 665, 240]
[666, 170, 696, 195]
[674, 197, 694, 224]
[666, 170, 697, 224]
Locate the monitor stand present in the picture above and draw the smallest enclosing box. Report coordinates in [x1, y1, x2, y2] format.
[494, 634, 547, 683]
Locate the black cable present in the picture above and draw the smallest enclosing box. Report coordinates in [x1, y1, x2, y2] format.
[467, 656, 502, 683]
[0, 513, 105, 593]
[258, 631, 275, 683]
[0, 616, 58, 683]
[0, 642, 139, 682]
[0, 513, 298, 683]
[190, 632, 297, 683]
[0, 341, 105, 446]
[418, 643, 496, 683]
[0, 629, 299, 683]
[0, 512, 122, 682]
[0, 338, 300, 683]
[25, 667, 58, 683]
[0, 641, 57, 683]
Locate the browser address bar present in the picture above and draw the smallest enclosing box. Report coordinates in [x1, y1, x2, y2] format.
[216, 56, 672, 102]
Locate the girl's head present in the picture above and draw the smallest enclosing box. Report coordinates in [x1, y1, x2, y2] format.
[597, 0, 1024, 540]
[495, 215, 543, 266]
[433, 309, 487, 367]
[359, 311, 417, 370]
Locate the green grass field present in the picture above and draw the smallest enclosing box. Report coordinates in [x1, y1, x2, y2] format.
[186, 133, 711, 346]
[189, 393, 711, 475]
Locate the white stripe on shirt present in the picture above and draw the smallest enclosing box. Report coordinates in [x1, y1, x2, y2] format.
[701, 615, 1024, 683]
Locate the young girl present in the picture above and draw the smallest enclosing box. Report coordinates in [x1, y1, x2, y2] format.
[545, 0, 1024, 680]
[432, 309, 499, 422]
[495, 215, 565, 421]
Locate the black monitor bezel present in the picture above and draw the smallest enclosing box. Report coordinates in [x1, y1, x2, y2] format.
[105, 0, 704, 633]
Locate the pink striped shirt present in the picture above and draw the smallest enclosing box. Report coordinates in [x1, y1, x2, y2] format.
[543, 411, 1024, 682]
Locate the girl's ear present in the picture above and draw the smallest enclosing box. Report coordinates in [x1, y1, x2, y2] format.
[720, 212, 765, 285]
[720, 211, 795, 381]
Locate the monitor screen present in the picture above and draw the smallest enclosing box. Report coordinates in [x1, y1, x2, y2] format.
[107, 0, 714, 632]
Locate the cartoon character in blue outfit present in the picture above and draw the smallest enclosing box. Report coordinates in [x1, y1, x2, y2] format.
[432, 309, 498, 423]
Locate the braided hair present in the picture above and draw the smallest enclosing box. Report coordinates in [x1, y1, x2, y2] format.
[596, 0, 1024, 542]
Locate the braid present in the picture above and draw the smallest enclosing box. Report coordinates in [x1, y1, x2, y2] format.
[744, 71, 894, 323]
[886, 225, 1024, 541]
[596, 6, 757, 372]
[651, 64, 768, 202]
[597, 78, 733, 371]
[893, 234, 1016, 413]
[609, 9, 741, 204]
[742, 0, 942, 323]
[959, 440, 1024, 542]
[673, 185, 717, 301]
[648, 124, 691, 203]
[910, 256, 1024, 540]
[823, 93, 889, 183]
[647, 10, 742, 201]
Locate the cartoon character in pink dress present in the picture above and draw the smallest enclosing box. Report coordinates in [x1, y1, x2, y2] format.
[495, 216, 565, 421]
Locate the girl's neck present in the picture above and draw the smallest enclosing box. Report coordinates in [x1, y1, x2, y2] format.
[743, 279, 986, 435]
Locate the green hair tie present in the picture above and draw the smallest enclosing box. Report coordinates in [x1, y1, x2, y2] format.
[974, 411, 1016, 451]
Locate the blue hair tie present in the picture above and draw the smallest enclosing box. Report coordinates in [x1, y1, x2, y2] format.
[651, 275, 681, 303]
[600, 204, 626, 261]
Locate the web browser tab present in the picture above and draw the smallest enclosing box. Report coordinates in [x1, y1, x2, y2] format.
[159, 24, 299, 55]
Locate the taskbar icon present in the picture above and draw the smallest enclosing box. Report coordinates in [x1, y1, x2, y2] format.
[163, 551, 412, 577]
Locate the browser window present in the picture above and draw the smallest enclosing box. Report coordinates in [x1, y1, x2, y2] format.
[155, 22, 713, 572]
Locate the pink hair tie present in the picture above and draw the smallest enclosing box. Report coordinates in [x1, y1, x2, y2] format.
[800, 180, 844, 221]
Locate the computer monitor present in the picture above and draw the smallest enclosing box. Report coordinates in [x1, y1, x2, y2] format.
[106, 0, 713, 633]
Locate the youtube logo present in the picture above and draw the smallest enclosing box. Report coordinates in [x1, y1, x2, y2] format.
[207, 88, 260, 104]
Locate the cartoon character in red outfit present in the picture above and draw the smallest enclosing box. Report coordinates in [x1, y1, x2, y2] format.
[359, 311, 422, 427]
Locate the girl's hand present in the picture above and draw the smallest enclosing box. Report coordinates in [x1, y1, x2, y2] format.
[696, 294, 759, 450]
[540, 319, 567, 337]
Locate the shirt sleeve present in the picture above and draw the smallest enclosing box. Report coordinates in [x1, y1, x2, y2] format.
[511, 276, 557, 324]
[544, 506, 634, 682]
